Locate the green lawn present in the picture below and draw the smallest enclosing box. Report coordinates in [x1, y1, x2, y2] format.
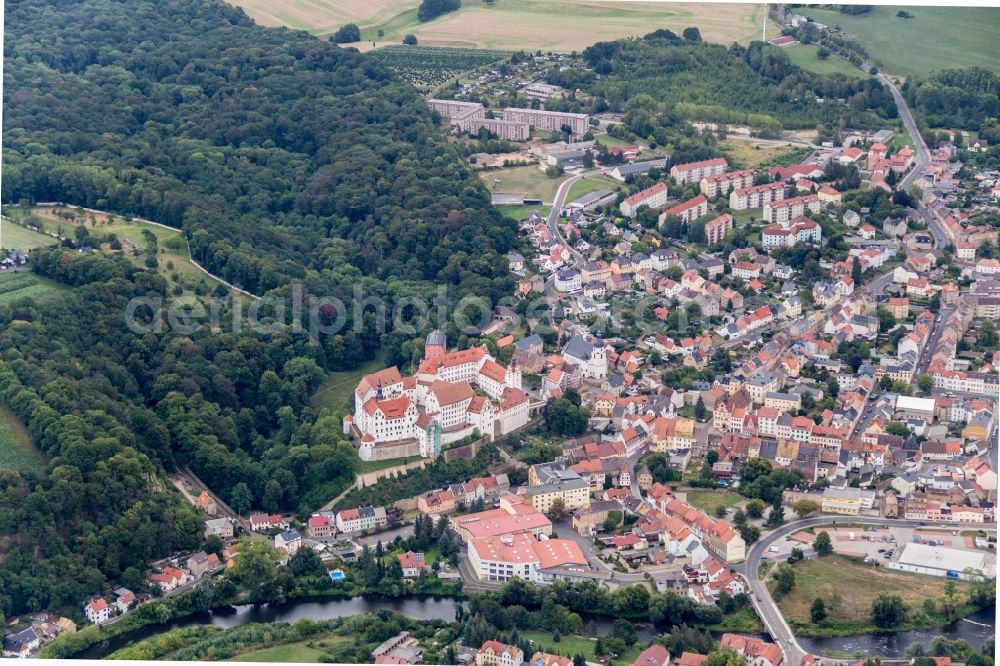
[796, 6, 1000, 78]
[225, 642, 332, 662]
[481, 165, 563, 201]
[0, 272, 68, 307]
[595, 134, 633, 149]
[0, 403, 45, 473]
[0, 218, 58, 251]
[719, 140, 810, 170]
[683, 489, 742, 515]
[496, 204, 551, 221]
[782, 44, 866, 79]
[521, 630, 644, 664]
[355, 455, 423, 474]
[565, 175, 622, 204]
[310, 351, 388, 420]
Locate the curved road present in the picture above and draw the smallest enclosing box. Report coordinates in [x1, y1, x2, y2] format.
[741, 516, 998, 665]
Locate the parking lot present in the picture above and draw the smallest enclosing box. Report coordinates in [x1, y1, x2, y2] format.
[784, 525, 984, 564]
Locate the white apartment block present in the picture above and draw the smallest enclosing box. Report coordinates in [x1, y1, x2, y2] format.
[620, 182, 668, 217]
[670, 157, 728, 185]
[700, 169, 754, 198]
[503, 108, 590, 137]
[729, 182, 786, 210]
[762, 194, 821, 225]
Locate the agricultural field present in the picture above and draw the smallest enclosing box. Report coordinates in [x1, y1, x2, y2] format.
[781, 44, 866, 79]
[0, 272, 67, 307]
[480, 165, 562, 202]
[796, 6, 1000, 79]
[0, 217, 58, 252]
[719, 139, 811, 170]
[367, 45, 508, 87]
[0, 403, 45, 473]
[232, 0, 779, 52]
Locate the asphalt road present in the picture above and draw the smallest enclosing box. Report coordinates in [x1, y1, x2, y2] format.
[741, 516, 998, 665]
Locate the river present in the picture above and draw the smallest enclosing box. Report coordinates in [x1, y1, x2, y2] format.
[797, 606, 996, 658]
[76, 595, 994, 660]
[75, 595, 660, 660]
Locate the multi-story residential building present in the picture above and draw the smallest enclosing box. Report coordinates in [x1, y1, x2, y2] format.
[704, 213, 734, 245]
[729, 182, 786, 210]
[660, 194, 708, 225]
[620, 182, 668, 217]
[335, 505, 388, 533]
[670, 157, 728, 185]
[84, 598, 112, 625]
[503, 108, 590, 137]
[762, 216, 821, 249]
[477, 642, 525, 666]
[700, 169, 754, 198]
[762, 194, 821, 225]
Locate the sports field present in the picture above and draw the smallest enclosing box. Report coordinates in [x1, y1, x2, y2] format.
[481, 165, 563, 202]
[796, 6, 1000, 79]
[232, 0, 779, 51]
[782, 44, 865, 79]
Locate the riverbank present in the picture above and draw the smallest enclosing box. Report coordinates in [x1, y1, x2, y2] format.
[40, 582, 466, 659]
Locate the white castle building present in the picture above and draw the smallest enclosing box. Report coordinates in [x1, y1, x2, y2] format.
[351, 332, 530, 461]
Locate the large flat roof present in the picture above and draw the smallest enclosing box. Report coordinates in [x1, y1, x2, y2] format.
[895, 395, 936, 413]
[896, 542, 991, 574]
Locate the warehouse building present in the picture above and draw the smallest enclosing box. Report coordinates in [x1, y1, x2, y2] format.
[888, 542, 994, 580]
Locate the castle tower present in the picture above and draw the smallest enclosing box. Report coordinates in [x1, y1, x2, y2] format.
[505, 358, 522, 391]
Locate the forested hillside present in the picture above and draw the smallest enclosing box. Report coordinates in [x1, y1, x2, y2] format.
[0, 0, 519, 618]
[2, 0, 517, 304]
[902, 67, 1000, 131]
[581, 31, 896, 140]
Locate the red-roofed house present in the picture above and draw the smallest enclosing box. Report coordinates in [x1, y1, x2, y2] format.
[632, 645, 670, 666]
[85, 598, 112, 624]
[719, 634, 783, 666]
[397, 551, 426, 578]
